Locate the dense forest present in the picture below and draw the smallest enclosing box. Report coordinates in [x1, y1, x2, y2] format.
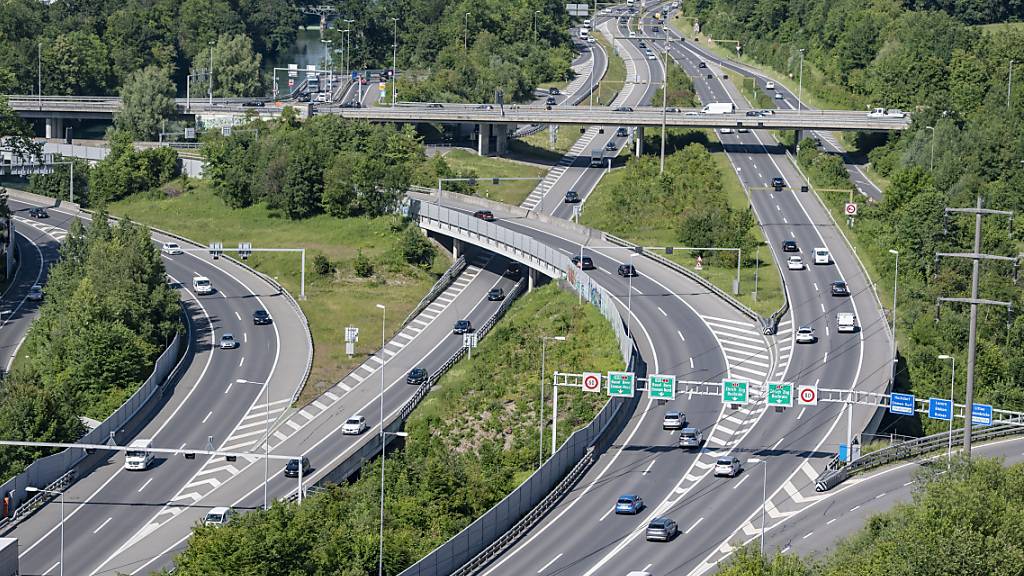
[684, 0, 1024, 435]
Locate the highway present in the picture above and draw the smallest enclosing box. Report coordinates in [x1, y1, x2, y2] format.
[3, 197, 310, 576]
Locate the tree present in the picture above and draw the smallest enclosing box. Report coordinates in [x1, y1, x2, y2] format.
[114, 66, 176, 140]
[175, 0, 243, 61]
[42, 31, 111, 95]
[28, 156, 90, 204]
[0, 96, 42, 161]
[193, 33, 263, 98]
[401, 226, 435, 267]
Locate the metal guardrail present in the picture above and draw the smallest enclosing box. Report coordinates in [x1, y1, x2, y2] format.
[602, 232, 761, 322]
[814, 418, 1024, 491]
[401, 256, 466, 327]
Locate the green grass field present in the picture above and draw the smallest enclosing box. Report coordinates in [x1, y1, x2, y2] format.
[109, 183, 448, 404]
[977, 21, 1024, 34]
[438, 149, 548, 205]
[518, 124, 586, 155]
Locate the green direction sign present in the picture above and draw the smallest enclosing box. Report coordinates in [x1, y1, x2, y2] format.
[608, 371, 636, 398]
[722, 380, 749, 404]
[648, 374, 676, 400]
[766, 382, 793, 407]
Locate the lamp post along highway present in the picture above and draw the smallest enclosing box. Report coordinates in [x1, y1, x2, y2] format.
[391, 17, 398, 107]
[208, 40, 215, 105]
[539, 336, 565, 468]
[464, 12, 471, 51]
[379, 430, 408, 576]
[37, 42, 42, 110]
[938, 354, 955, 462]
[797, 48, 805, 112]
[26, 486, 62, 576]
[344, 20, 355, 77]
[888, 249, 899, 384]
[375, 302, 387, 576]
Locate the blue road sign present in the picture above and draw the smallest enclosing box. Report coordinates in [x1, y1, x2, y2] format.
[889, 392, 915, 416]
[838, 444, 849, 462]
[928, 397, 953, 421]
[351, 71, 358, 80]
[972, 403, 993, 426]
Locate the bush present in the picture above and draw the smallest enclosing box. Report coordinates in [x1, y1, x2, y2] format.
[312, 254, 335, 277]
[401, 226, 435, 268]
[353, 250, 374, 278]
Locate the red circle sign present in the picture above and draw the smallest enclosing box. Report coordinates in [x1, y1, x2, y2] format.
[582, 374, 601, 392]
[845, 202, 858, 216]
[800, 387, 816, 403]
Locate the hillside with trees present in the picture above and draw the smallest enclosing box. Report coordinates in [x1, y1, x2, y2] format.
[684, 0, 1024, 435]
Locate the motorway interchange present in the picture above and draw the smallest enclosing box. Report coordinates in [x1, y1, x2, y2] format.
[0, 2, 992, 576]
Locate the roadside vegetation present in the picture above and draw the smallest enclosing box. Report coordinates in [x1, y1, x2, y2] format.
[0, 210, 180, 480]
[683, 0, 1024, 435]
[169, 284, 623, 575]
[438, 149, 548, 206]
[718, 458, 1024, 575]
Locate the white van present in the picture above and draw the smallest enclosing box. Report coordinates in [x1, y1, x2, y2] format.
[580, 28, 589, 40]
[125, 439, 154, 471]
[813, 247, 831, 265]
[765, 81, 776, 90]
[837, 312, 858, 333]
[583, 19, 591, 28]
[204, 506, 234, 526]
[193, 276, 213, 295]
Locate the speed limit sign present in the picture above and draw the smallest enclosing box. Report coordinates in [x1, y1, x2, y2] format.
[581, 372, 602, 393]
[798, 384, 818, 406]
[844, 202, 858, 216]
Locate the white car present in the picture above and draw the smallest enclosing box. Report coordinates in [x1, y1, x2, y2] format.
[647, 53, 657, 60]
[192, 276, 213, 295]
[786, 256, 805, 270]
[219, 333, 239, 349]
[27, 284, 43, 301]
[204, 506, 234, 526]
[813, 247, 831, 265]
[161, 242, 183, 255]
[342, 415, 368, 435]
[587, 36, 596, 43]
[629, 30, 636, 37]
[765, 81, 775, 90]
[719, 128, 734, 134]
[662, 411, 685, 430]
[796, 325, 816, 343]
[714, 457, 742, 477]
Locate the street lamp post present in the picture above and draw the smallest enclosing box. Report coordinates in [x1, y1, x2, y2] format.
[888, 249, 899, 384]
[797, 48, 805, 112]
[391, 18, 398, 107]
[375, 302, 387, 574]
[209, 40, 215, 104]
[659, 31, 669, 175]
[379, 429, 409, 576]
[627, 252, 639, 335]
[26, 486, 63, 576]
[37, 42, 42, 110]
[925, 126, 936, 172]
[534, 10, 540, 40]
[344, 20, 355, 77]
[465, 12, 472, 50]
[938, 354, 956, 462]
[539, 335, 565, 468]
[746, 458, 767, 556]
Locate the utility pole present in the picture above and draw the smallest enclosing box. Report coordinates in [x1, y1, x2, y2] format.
[935, 196, 1015, 457]
[391, 17, 399, 107]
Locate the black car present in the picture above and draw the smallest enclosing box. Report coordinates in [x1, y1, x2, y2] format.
[473, 210, 495, 221]
[340, 100, 362, 108]
[616, 127, 629, 137]
[572, 255, 595, 270]
[771, 177, 785, 190]
[487, 287, 505, 301]
[604, 141, 618, 152]
[453, 320, 473, 334]
[617, 264, 638, 277]
[698, 61, 707, 68]
[506, 263, 522, 277]
[283, 457, 311, 478]
[242, 100, 265, 107]
[781, 240, 798, 252]
[252, 309, 272, 325]
[614, 106, 634, 112]
[706, 73, 714, 79]
[639, 41, 647, 48]
[407, 367, 428, 385]
[564, 190, 581, 203]
[745, 110, 762, 117]
[427, 103, 444, 108]
[548, 87, 560, 95]
[831, 280, 850, 296]
[545, 96, 557, 106]
[28, 207, 48, 218]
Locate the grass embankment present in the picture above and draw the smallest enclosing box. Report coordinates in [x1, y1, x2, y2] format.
[109, 184, 448, 404]
[581, 141, 784, 317]
[171, 284, 623, 575]
[438, 149, 547, 206]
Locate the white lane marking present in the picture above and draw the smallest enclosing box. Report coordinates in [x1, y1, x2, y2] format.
[850, 505, 860, 512]
[677, 330, 685, 342]
[783, 217, 788, 223]
[875, 492, 887, 499]
[46, 562, 59, 574]
[202, 411, 212, 424]
[642, 564, 653, 572]
[537, 554, 563, 574]
[642, 459, 655, 475]
[137, 479, 152, 493]
[657, 306, 668, 317]
[94, 517, 113, 534]
[797, 407, 806, 420]
[771, 437, 785, 450]
[826, 518, 837, 525]
[224, 382, 233, 394]
[813, 283, 818, 291]
[904, 481, 914, 487]
[790, 230, 796, 238]
[238, 356, 245, 367]
[234, 311, 241, 321]
[802, 531, 814, 539]
[686, 517, 704, 534]
[599, 506, 617, 522]
[820, 302, 826, 312]
[631, 285, 642, 295]
[690, 357, 694, 369]
[243, 332, 248, 343]
[733, 475, 749, 490]
[826, 326, 830, 336]
[823, 352, 828, 364]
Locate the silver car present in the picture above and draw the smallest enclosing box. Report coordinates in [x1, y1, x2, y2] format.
[714, 456, 742, 477]
[645, 517, 678, 541]
[27, 284, 43, 301]
[679, 427, 703, 449]
[662, 411, 685, 430]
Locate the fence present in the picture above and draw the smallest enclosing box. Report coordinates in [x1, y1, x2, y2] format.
[401, 256, 467, 327]
[1, 331, 183, 525]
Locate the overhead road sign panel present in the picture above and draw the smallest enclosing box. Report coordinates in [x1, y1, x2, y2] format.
[722, 380, 748, 405]
[797, 384, 818, 406]
[928, 397, 952, 421]
[581, 372, 602, 393]
[648, 374, 675, 400]
[972, 403, 993, 426]
[889, 392, 915, 415]
[766, 382, 793, 407]
[608, 371, 635, 398]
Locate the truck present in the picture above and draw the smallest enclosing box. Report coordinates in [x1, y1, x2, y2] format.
[590, 148, 604, 168]
[836, 312, 858, 333]
[701, 102, 735, 114]
[125, 438, 154, 470]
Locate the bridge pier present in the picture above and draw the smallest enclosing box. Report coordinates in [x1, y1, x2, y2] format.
[477, 123, 493, 156]
[528, 267, 537, 292]
[452, 239, 463, 260]
[45, 116, 64, 140]
[494, 124, 508, 156]
[634, 126, 644, 157]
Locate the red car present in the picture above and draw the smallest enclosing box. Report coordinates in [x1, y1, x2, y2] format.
[473, 210, 495, 222]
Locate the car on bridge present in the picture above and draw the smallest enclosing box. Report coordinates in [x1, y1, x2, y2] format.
[571, 255, 595, 270]
[253, 309, 272, 325]
[242, 100, 265, 107]
[645, 517, 678, 541]
[714, 457, 742, 477]
[615, 494, 644, 514]
[219, 333, 239, 349]
[796, 325, 817, 344]
[193, 276, 213, 295]
[745, 110, 762, 117]
[837, 312, 858, 333]
[28, 207, 48, 218]
[545, 96, 557, 106]
[605, 141, 618, 152]
[548, 87, 560, 96]
[473, 210, 495, 221]
[775, 92, 784, 100]
[283, 457, 311, 478]
[453, 319, 474, 334]
[342, 415, 368, 435]
[407, 367, 429, 386]
[564, 190, 581, 203]
[614, 106, 634, 112]
[617, 263, 638, 277]
[831, 280, 850, 296]
[698, 61, 706, 68]
[340, 100, 362, 108]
